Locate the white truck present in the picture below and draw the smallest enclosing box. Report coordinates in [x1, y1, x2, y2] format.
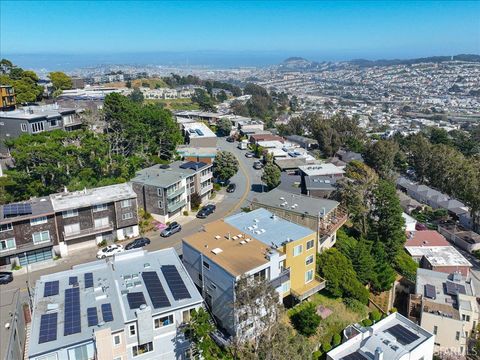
[238, 139, 248, 150]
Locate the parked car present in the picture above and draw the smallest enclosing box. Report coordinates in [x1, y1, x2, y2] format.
[415, 223, 428, 231]
[197, 204, 216, 219]
[161, 222, 182, 237]
[96, 244, 124, 259]
[245, 152, 254, 158]
[125, 237, 151, 250]
[253, 161, 263, 170]
[0, 271, 13, 285]
[226, 137, 235, 143]
[226, 183, 236, 193]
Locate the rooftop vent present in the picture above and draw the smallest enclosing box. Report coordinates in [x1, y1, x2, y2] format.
[211, 248, 223, 255]
[215, 235, 221, 240]
[240, 240, 246, 245]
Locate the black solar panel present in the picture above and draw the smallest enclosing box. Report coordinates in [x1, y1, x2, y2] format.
[101, 303, 114, 322]
[38, 313, 58, 344]
[161, 265, 191, 300]
[341, 352, 368, 360]
[445, 281, 466, 295]
[87, 307, 98, 327]
[424, 284, 436, 299]
[69, 276, 78, 286]
[44, 281, 59, 297]
[386, 324, 420, 345]
[3, 203, 32, 217]
[179, 161, 207, 170]
[64, 287, 81, 336]
[142, 271, 171, 308]
[127, 292, 147, 309]
[84, 273, 93, 288]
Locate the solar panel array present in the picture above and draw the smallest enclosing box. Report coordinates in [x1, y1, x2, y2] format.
[386, 324, 420, 345]
[127, 292, 147, 309]
[161, 265, 191, 300]
[64, 287, 81, 336]
[44, 281, 59, 297]
[341, 352, 368, 360]
[445, 281, 466, 295]
[69, 276, 78, 286]
[424, 284, 436, 299]
[87, 307, 98, 327]
[101, 303, 114, 322]
[84, 273, 94, 288]
[3, 203, 32, 217]
[38, 313, 58, 344]
[142, 271, 171, 308]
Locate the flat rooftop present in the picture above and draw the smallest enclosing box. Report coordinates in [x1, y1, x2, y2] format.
[29, 248, 202, 358]
[132, 161, 210, 188]
[183, 220, 277, 277]
[183, 122, 216, 138]
[0, 104, 78, 120]
[50, 183, 136, 212]
[251, 189, 339, 217]
[405, 230, 449, 247]
[299, 163, 345, 177]
[327, 313, 433, 360]
[406, 246, 472, 267]
[224, 208, 315, 248]
[177, 146, 219, 157]
[0, 196, 53, 224]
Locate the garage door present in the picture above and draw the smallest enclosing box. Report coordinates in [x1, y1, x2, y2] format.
[18, 247, 53, 266]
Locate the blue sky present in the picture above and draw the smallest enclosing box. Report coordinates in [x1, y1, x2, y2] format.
[1, 1, 479, 60]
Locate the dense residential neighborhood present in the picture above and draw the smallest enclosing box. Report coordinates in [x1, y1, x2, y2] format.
[1, 1, 480, 358]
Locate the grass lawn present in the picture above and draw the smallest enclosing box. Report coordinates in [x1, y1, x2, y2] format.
[287, 292, 368, 345]
[145, 98, 200, 110]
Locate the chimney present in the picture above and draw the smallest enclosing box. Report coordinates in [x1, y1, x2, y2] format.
[374, 347, 384, 360]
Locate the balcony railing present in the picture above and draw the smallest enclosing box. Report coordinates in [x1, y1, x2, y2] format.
[167, 199, 187, 213]
[291, 275, 326, 301]
[270, 268, 290, 289]
[166, 186, 185, 200]
[200, 172, 213, 183]
[63, 222, 113, 241]
[319, 208, 348, 238]
[200, 184, 213, 195]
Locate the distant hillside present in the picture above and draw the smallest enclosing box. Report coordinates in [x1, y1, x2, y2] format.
[349, 54, 480, 67]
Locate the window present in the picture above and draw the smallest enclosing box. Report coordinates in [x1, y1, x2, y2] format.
[0, 223, 13, 232]
[433, 326, 438, 335]
[158, 200, 163, 209]
[306, 239, 315, 250]
[293, 244, 303, 256]
[31, 121, 45, 133]
[157, 188, 163, 196]
[203, 260, 210, 270]
[33, 231, 50, 244]
[305, 254, 314, 266]
[462, 314, 471, 322]
[132, 342, 153, 357]
[121, 199, 131, 208]
[94, 217, 109, 229]
[113, 334, 121, 346]
[50, 119, 58, 127]
[0, 238, 16, 252]
[281, 281, 290, 293]
[62, 209, 78, 218]
[129, 324, 136, 336]
[198, 273, 202, 281]
[305, 269, 314, 283]
[154, 314, 174, 329]
[182, 309, 192, 323]
[93, 204, 107, 212]
[456, 331, 460, 341]
[30, 216, 47, 226]
[64, 223, 80, 235]
[20, 123, 28, 132]
[122, 212, 133, 220]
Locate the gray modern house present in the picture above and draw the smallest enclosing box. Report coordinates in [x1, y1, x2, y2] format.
[131, 161, 213, 223]
[0, 104, 83, 156]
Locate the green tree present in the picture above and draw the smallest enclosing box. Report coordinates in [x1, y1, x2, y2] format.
[0, 60, 43, 103]
[190, 192, 202, 210]
[216, 118, 232, 137]
[261, 162, 281, 190]
[216, 90, 228, 102]
[290, 303, 321, 337]
[407, 134, 431, 182]
[48, 71, 72, 92]
[213, 151, 238, 181]
[370, 246, 396, 292]
[129, 88, 144, 103]
[364, 140, 399, 178]
[191, 88, 215, 111]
